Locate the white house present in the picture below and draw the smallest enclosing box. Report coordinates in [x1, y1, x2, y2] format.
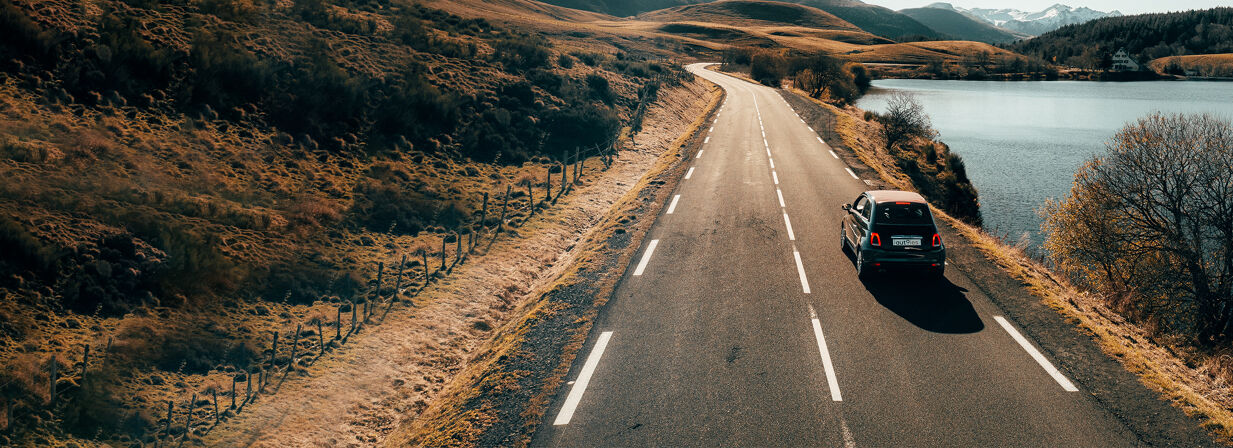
[1111, 48, 1140, 72]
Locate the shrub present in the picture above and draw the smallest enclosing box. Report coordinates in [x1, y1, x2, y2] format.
[557, 53, 574, 69]
[878, 92, 933, 150]
[750, 51, 786, 87]
[586, 73, 613, 103]
[181, 31, 271, 118]
[491, 35, 550, 71]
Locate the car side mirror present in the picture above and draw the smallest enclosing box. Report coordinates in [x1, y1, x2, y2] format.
[841, 204, 851, 211]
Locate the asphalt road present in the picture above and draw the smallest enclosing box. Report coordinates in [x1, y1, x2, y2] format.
[531, 64, 1146, 447]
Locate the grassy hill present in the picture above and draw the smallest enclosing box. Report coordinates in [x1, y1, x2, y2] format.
[900, 7, 1029, 44]
[532, 0, 704, 17]
[638, 0, 859, 30]
[0, 0, 693, 443]
[786, 0, 939, 40]
[1149, 54, 1233, 78]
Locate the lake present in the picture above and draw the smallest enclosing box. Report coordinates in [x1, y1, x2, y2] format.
[856, 79, 1233, 251]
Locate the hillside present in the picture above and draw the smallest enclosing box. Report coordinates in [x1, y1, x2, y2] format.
[1149, 54, 1233, 78]
[1012, 7, 1233, 68]
[786, 0, 939, 40]
[0, 0, 693, 444]
[638, 0, 859, 31]
[900, 7, 1028, 44]
[533, 0, 704, 17]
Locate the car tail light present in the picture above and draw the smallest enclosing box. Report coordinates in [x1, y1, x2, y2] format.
[870, 232, 882, 247]
[932, 233, 941, 247]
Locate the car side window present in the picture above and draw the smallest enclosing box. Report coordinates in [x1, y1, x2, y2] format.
[861, 200, 873, 222]
[855, 196, 870, 221]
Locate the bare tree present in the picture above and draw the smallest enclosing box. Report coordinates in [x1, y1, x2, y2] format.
[1043, 113, 1233, 342]
[878, 92, 934, 151]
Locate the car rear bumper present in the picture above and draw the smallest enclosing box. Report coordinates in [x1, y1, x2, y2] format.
[862, 247, 945, 267]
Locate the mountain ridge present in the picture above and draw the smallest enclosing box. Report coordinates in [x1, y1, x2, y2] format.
[925, 2, 1121, 36]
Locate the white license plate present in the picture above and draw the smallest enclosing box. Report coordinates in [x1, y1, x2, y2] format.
[893, 238, 922, 247]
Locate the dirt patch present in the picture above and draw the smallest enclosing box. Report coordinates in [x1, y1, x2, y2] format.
[196, 77, 719, 447]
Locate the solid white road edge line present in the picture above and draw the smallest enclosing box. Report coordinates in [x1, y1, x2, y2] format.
[830, 150, 839, 159]
[794, 246, 811, 294]
[552, 331, 614, 425]
[783, 213, 796, 240]
[777, 189, 786, 208]
[632, 239, 659, 276]
[993, 316, 1080, 392]
[667, 195, 680, 214]
[845, 168, 859, 180]
[808, 304, 840, 400]
[685, 167, 696, 179]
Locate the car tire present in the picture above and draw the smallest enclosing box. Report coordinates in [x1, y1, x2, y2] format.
[856, 249, 872, 279]
[840, 226, 849, 254]
[933, 264, 946, 281]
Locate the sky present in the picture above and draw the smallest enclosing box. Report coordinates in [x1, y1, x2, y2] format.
[863, 0, 1230, 15]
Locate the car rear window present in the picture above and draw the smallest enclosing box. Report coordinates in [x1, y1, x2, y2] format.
[876, 202, 932, 225]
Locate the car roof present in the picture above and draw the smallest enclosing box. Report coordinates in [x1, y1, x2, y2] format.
[865, 190, 927, 204]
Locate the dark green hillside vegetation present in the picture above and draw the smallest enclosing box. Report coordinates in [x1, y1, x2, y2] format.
[723, 47, 869, 105]
[1011, 7, 1233, 68]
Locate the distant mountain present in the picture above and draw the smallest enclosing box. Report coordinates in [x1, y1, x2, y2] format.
[1011, 7, 1233, 68]
[925, 2, 1120, 36]
[784, 0, 940, 40]
[900, 7, 1029, 44]
[534, 0, 707, 17]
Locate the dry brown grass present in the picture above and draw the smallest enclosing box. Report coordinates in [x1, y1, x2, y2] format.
[1149, 54, 1233, 77]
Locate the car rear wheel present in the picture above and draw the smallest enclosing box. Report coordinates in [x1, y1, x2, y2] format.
[856, 249, 872, 279]
[840, 225, 849, 253]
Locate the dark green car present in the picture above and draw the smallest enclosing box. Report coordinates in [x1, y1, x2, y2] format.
[841, 190, 945, 279]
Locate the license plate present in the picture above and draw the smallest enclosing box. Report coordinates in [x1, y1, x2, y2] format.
[893, 238, 922, 247]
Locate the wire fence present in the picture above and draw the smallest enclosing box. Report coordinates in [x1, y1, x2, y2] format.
[0, 76, 666, 446]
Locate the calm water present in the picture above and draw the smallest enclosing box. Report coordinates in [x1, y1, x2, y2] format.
[856, 80, 1233, 250]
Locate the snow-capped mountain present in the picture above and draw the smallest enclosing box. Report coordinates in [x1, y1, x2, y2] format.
[924, 3, 1120, 36]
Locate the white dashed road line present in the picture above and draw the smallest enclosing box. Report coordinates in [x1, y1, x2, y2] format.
[808, 304, 841, 401]
[685, 167, 696, 179]
[783, 213, 796, 240]
[552, 331, 614, 425]
[667, 195, 680, 215]
[993, 316, 1080, 392]
[696, 150, 704, 159]
[704, 136, 710, 144]
[777, 189, 786, 208]
[633, 240, 659, 276]
[845, 168, 859, 180]
[773, 171, 780, 185]
[794, 247, 811, 294]
[830, 150, 839, 159]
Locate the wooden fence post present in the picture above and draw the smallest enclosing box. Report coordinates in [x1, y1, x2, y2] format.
[545, 168, 552, 202]
[335, 307, 342, 340]
[212, 389, 219, 423]
[184, 393, 196, 440]
[268, 331, 278, 368]
[440, 238, 446, 272]
[370, 262, 384, 321]
[479, 192, 489, 233]
[526, 182, 534, 217]
[392, 255, 406, 302]
[103, 336, 113, 367]
[421, 252, 429, 284]
[165, 400, 174, 437]
[456, 230, 462, 263]
[317, 319, 325, 355]
[231, 375, 237, 409]
[561, 151, 568, 196]
[498, 185, 511, 233]
[575, 148, 582, 182]
[290, 324, 301, 366]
